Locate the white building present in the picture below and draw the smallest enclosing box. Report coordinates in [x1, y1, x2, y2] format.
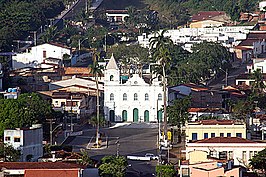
[12, 43, 71, 70]
[4, 124, 43, 162]
[104, 55, 164, 122]
[138, 26, 254, 51]
[259, 1, 266, 11]
[186, 137, 266, 166]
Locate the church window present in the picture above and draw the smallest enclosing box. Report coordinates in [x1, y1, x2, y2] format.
[145, 93, 149, 101]
[123, 93, 127, 101]
[110, 93, 114, 101]
[158, 93, 162, 101]
[110, 75, 114, 81]
[134, 93, 138, 101]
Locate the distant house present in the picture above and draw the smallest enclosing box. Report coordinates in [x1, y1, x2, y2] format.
[51, 91, 95, 119]
[186, 137, 266, 166]
[4, 124, 43, 162]
[180, 160, 241, 177]
[0, 162, 85, 177]
[12, 43, 71, 70]
[190, 11, 231, 28]
[185, 120, 247, 142]
[168, 83, 223, 109]
[106, 10, 129, 25]
[190, 19, 225, 28]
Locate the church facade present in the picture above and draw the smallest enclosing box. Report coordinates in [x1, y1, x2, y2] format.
[104, 55, 164, 122]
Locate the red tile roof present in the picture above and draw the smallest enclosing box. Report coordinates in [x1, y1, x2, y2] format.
[192, 11, 226, 21]
[247, 32, 266, 40]
[238, 39, 261, 46]
[25, 169, 79, 177]
[234, 46, 253, 51]
[182, 83, 209, 91]
[193, 137, 255, 143]
[63, 67, 92, 76]
[0, 162, 85, 169]
[196, 119, 236, 125]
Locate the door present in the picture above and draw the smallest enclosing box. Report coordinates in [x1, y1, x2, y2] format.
[122, 110, 127, 122]
[144, 110, 149, 122]
[133, 108, 138, 122]
[109, 110, 115, 122]
[157, 110, 162, 122]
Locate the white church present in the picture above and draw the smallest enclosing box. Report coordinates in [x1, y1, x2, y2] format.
[104, 55, 164, 122]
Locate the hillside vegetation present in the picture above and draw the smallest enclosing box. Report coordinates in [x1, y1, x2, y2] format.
[144, 0, 260, 22]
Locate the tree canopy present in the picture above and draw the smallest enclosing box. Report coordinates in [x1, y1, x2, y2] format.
[0, 143, 21, 162]
[98, 155, 128, 177]
[0, 93, 52, 136]
[250, 148, 266, 175]
[0, 0, 64, 51]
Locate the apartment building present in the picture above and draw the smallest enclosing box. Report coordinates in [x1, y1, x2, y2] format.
[185, 120, 246, 141]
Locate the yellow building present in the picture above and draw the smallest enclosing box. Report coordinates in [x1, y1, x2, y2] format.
[185, 120, 246, 141]
[189, 19, 225, 28]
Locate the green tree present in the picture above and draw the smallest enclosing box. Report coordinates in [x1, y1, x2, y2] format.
[41, 26, 59, 43]
[250, 148, 266, 176]
[98, 156, 128, 177]
[79, 149, 93, 166]
[150, 30, 173, 141]
[251, 69, 265, 96]
[0, 93, 52, 136]
[167, 96, 191, 127]
[107, 44, 150, 77]
[0, 143, 21, 162]
[156, 165, 176, 177]
[89, 52, 104, 148]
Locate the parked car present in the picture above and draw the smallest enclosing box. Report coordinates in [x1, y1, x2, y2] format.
[145, 153, 159, 160]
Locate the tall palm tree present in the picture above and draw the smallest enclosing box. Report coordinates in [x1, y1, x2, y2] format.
[88, 52, 104, 148]
[149, 30, 173, 144]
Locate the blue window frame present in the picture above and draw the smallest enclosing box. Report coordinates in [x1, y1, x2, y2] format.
[192, 133, 198, 140]
[204, 133, 208, 139]
[236, 133, 242, 138]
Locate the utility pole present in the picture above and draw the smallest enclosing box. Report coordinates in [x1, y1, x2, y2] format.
[50, 119, 53, 145]
[104, 34, 107, 53]
[70, 94, 73, 132]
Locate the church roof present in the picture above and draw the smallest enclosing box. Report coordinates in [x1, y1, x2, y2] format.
[106, 54, 118, 70]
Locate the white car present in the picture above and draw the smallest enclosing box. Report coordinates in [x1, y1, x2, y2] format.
[145, 153, 159, 160]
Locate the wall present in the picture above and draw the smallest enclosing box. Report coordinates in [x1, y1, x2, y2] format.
[186, 143, 266, 166]
[23, 127, 43, 162]
[186, 123, 246, 141]
[190, 20, 224, 28]
[12, 44, 70, 70]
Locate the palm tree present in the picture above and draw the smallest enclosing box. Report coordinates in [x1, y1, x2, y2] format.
[149, 30, 173, 144]
[88, 52, 104, 148]
[251, 69, 265, 96]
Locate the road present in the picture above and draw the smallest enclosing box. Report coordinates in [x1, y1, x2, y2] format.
[208, 61, 248, 89]
[61, 123, 159, 176]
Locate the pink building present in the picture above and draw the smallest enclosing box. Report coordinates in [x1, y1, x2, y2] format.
[180, 161, 241, 177]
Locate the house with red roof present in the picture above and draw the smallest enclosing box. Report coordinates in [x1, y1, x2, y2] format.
[186, 137, 266, 166]
[0, 162, 85, 177]
[190, 11, 231, 28]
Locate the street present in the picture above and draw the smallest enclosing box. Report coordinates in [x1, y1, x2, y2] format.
[61, 123, 159, 176]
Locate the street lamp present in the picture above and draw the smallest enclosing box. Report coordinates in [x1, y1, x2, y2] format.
[78, 38, 89, 56]
[50, 121, 63, 145]
[219, 67, 228, 87]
